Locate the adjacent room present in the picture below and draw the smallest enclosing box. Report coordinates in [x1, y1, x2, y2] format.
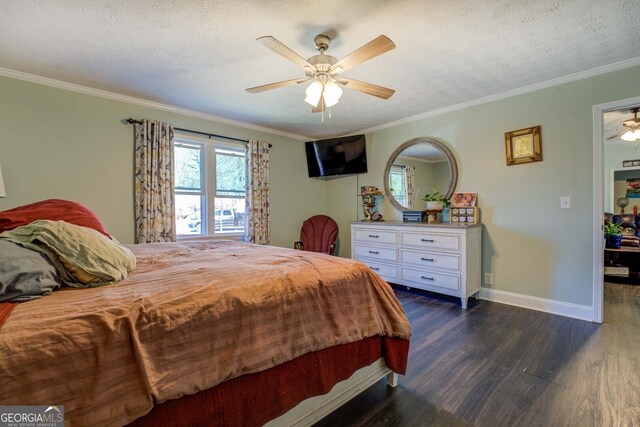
[1, 1, 639, 426]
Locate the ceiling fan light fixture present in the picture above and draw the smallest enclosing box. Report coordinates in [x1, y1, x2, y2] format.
[304, 80, 323, 107]
[621, 130, 637, 142]
[322, 81, 342, 108]
[248, 34, 395, 113]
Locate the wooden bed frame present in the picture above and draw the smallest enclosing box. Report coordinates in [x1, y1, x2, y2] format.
[267, 358, 398, 426]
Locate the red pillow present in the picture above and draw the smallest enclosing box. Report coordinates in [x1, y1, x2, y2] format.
[0, 199, 110, 238]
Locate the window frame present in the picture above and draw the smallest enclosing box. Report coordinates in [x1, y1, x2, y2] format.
[390, 165, 407, 207]
[174, 133, 246, 241]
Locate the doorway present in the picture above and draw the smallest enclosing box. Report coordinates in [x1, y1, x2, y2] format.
[593, 95, 640, 323]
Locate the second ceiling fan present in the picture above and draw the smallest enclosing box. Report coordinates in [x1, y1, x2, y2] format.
[246, 33, 396, 112]
[608, 108, 640, 142]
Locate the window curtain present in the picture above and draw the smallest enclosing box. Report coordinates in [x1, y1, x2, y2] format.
[245, 139, 270, 244]
[405, 165, 416, 209]
[134, 119, 175, 243]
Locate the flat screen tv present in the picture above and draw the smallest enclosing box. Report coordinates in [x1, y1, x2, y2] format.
[305, 134, 367, 179]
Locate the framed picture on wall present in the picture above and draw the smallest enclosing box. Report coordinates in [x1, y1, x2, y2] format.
[505, 125, 542, 166]
[626, 178, 640, 198]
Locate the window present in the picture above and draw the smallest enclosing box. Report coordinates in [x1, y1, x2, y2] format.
[389, 166, 407, 207]
[174, 135, 246, 238]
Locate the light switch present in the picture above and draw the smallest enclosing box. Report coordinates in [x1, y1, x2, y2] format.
[560, 196, 571, 209]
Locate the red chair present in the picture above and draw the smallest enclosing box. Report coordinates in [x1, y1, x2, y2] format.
[294, 215, 339, 255]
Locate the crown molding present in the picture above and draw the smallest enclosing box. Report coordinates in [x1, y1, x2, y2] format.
[358, 56, 640, 136]
[3, 56, 639, 141]
[0, 67, 310, 142]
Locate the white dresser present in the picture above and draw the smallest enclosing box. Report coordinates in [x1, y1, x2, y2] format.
[351, 221, 482, 308]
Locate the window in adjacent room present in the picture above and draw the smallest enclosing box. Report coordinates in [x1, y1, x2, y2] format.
[174, 135, 246, 238]
[389, 165, 407, 207]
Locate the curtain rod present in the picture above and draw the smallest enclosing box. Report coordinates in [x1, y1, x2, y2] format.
[124, 118, 271, 148]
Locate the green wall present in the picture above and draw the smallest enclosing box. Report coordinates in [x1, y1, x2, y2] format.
[0, 76, 327, 247]
[326, 65, 640, 306]
[3, 65, 640, 307]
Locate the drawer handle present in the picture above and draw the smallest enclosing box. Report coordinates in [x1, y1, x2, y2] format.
[369, 250, 379, 254]
[421, 276, 434, 281]
[368, 234, 379, 238]
[370, 267, 379, 271]
[421, 238, 434, 243]
[421, 257, 434, 262]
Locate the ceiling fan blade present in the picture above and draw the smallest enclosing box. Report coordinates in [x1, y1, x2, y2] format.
[312, 100, 325, 113]
[330, 35, 395, 74]
[246, 78, 309, 94]
[607, 130, 628, 140]
[337, 78, 395, 99]
[256, 36, 316, 71]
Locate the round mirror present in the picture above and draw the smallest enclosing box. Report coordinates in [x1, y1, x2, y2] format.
[383, 137, 458, 212]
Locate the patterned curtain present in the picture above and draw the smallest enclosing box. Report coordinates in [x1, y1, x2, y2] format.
[405, 165, 416, 209]
[245, 140, 270, 244]
[134, 119, 175, 243]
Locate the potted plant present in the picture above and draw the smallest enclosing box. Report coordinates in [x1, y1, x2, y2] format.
[422, 188, 450, 211]
[604, 222, 623, 248]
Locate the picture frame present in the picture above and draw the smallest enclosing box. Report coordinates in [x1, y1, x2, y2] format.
[505, 125, 542, 166]
[451, 192, 477, 208]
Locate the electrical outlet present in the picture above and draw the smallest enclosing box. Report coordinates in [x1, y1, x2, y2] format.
[484, 272, 494, 285]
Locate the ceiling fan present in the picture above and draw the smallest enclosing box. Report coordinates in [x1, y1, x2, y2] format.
[246, 34, 396, 113]
[607, 107, 640, 142]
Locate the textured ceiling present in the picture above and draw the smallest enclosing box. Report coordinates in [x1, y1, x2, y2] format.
[1, 0, 639, 139]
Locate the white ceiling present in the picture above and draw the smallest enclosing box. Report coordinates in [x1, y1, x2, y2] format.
[1, 0, 639, 139]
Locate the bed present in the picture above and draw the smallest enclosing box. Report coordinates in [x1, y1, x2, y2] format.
[0, 239, 411, 426]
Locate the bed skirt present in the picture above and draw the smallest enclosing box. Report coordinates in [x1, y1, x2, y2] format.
[128, 336, 409, 427]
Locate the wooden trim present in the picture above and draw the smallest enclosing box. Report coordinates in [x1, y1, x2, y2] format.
[592, 94, 640, 324]
[0, 68, 308, 141]
[480, 287, 593, 321]
[356, 57, 640, 136]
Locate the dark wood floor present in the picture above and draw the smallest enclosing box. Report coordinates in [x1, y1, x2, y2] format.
[315, 287, 640, 427]
[604, 281, 640, 328]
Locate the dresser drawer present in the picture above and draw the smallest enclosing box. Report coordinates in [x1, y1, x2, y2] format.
[401, 232, 460, 251]
[361, 261, 398, 280]
[401, 249, 460, 272]
[354, 245, 398, 262]
[354, 228, 398, 244]
[401, 267, 460, 291]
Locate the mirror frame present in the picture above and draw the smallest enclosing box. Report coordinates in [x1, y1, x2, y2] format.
[383, 137, 458, 212]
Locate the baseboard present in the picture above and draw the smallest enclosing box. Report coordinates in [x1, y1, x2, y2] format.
[479, 287, 594, 322]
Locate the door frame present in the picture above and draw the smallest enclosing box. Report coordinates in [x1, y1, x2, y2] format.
[592, 95, 640, 323]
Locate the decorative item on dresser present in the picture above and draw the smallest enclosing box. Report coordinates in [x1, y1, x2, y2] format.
[360, 186, 385, 221]
[351, 221, 482, 308]
[450, 192, 480, 224]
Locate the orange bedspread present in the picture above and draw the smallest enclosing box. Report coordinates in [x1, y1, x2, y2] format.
[0, 241, 411, 426]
